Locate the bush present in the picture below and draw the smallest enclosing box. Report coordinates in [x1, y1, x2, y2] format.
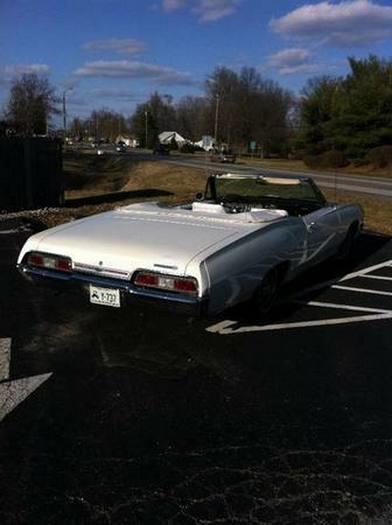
[304, 150, 349, 169]
[352, 158, 369, 168]
[366, 145, 392, 168]
[180, 143, 196, 154]
[289, 149, 306, 161]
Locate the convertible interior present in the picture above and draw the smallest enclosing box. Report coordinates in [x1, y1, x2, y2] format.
[202, 173, 327, 217]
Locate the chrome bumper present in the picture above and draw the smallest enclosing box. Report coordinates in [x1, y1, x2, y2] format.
[18, 264, 207, 316]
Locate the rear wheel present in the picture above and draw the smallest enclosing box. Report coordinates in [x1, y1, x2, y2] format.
[252, 268, 279, 317]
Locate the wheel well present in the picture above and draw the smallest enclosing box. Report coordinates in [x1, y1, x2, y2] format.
[351, 220, 360, 232]
[275, 261, 291, 284]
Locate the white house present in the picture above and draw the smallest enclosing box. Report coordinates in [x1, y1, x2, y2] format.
[158, 131, 187, 146]
[195, 135, 215, 151]
[115, 135, 139, 147]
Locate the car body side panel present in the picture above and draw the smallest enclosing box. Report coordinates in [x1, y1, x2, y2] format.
[301, 205, 342, 266]
[202, 219, 308, 315]
[197, 204, 363, 315]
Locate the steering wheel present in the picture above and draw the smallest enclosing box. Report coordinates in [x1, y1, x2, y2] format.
[220, 196, 249, 214]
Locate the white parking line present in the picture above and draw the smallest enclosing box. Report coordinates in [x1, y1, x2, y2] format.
[332, 285, 392, 296]
[289, 260, 392, 299]
[0, 374, 52, 422]
[340, 260, 392, 282]
[361, 275, 392, 282]
[294, 300, 392, 314]
[0, 338, 52, 423]
[206, 259, 392, 335]
[0, 338, 11, 381]
[207, 312, 392, 334]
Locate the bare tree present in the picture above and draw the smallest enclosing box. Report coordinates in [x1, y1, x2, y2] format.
[6, 73, 59, 135]
[205, 66, 293, 153]
[176, 96, 209, 140]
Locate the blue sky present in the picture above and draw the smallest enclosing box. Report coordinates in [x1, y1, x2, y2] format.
[1, 0, 391, 120]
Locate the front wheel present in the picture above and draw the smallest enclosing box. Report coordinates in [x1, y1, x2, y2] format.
[337, 223, 358, 260]
[251, 269, 279, 317]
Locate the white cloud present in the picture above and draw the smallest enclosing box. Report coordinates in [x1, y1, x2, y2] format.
[4, 64, 51, 77]
[267, 48, 340, 75]
[193, 0, 241, 21]
[270, 0, 392, 47]
[268, 48, 313, 68]
[277, 63, 329, 76]
[162, 0, 187, 11]
[73, 60, 195, 85]
[162, 0, 241, 21]
[82, 38, 146, 55]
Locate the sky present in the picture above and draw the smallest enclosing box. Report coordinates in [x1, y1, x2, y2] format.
[1, 0, 391, 121]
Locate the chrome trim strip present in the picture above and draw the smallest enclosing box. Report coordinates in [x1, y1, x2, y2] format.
[73, 263, 130, 280]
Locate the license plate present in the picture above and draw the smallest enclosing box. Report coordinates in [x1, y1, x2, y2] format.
[89, 285, 121, 308]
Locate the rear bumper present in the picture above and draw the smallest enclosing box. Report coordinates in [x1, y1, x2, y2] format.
[18, 264, 208, 317]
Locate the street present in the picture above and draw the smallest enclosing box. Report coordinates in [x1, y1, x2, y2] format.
[1, 223, 392, 523]
[77, 145, 392, 200]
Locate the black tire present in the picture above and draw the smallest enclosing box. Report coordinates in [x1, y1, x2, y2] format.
[252, 268, 279, 317]
[337, 223, 358, 260]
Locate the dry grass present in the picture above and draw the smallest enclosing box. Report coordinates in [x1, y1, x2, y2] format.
[323, 189, 392, 236]
[64, 158, 207, 202]
[120, 161, 209, 201]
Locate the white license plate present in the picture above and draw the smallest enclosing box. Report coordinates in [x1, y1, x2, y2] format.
[89, 285, 121, 308]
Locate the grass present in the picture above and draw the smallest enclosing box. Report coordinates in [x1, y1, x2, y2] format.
[238, 156, 392, 179]
[26, 152, 391, 237]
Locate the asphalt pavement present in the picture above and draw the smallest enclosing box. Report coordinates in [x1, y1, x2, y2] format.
[1, 224, 392, 524]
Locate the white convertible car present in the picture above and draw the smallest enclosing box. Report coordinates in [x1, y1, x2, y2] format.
[17, 173, 363, 317]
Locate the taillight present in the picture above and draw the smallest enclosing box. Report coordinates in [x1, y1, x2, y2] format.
[133, 271, 198, 295]
[26, 252, 72, 273]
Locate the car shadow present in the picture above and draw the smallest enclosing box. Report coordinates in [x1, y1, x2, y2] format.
[64, 188, 173, 208]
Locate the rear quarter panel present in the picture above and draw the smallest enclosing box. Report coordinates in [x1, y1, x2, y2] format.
[203, 218, 307, 315]
[335, 203, 364, 231]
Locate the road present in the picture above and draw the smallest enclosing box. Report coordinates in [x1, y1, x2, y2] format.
[165, 155, 392, 199]
[1, 223, 392, 523]
[70, 145, 392, 199]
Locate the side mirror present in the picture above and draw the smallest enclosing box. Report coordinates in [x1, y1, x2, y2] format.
[195, 192, 204, 201]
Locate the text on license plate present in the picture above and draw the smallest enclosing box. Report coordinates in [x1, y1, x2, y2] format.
[89, 285, 121, 307]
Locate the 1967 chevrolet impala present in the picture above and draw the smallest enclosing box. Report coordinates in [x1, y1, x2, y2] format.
[17, 173, 363, 317]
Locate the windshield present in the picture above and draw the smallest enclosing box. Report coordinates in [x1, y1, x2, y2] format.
[214, 176, 324, 204]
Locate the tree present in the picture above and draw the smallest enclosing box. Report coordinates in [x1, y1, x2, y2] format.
[176, 96, 209, 141]
[129, 67, 294, 154]
[130, 92, 176, 147]
[299, 76, 340, 154]
[6, 73, 58, 135]
[205, 66, 293, 153]
[299, 55, 392, 158]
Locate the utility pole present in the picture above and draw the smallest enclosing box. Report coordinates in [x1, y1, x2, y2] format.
[62, 87, 73, 137]
[214, 93, 220, 148]
[62, 92, 66, 135]
[145, 110, 148, 149]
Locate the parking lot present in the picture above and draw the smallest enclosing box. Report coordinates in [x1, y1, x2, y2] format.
[1, 225, 392, 524]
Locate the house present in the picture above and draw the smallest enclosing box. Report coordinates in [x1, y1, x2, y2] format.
[158, 131, 187, 146]
[115, 134, 139, 148]
[195, 135, 215, 151]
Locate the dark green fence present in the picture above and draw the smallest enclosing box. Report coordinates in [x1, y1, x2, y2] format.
[0, 137, 63, 211]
